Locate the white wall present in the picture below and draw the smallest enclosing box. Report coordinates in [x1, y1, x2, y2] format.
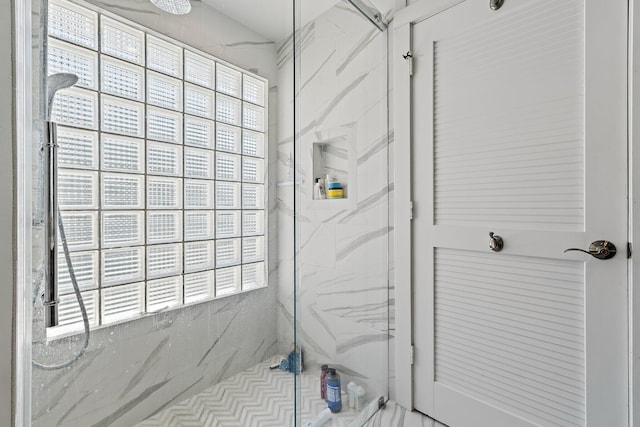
[0, 0, 15, 424]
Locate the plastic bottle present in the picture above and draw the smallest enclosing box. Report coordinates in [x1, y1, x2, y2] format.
[326, 368, 342, 413]
[302, 408, 332, 427]
[314, 178, 326, 200]
[288, 345, 303, 374]
[355, 385, 366, 411]
[347, 381, 357, 409]
[320, 364, 329, 400]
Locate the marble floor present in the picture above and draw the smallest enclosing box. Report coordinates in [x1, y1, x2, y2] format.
[136, 356, 442, 427]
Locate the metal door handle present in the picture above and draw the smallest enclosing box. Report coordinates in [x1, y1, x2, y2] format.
[564, 240, 616, 260]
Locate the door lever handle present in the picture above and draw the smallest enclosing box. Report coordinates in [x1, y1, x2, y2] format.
[564, 240, 616, 260]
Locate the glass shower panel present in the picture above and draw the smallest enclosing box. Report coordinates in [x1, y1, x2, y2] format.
[293, 0, 391, 425]
[30, 0, 295, 425]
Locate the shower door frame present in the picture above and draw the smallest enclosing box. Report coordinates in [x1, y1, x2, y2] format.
[394, 0, 640, 424]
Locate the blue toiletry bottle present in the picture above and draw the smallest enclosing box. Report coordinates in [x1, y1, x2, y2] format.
[326, 368, 342, 413]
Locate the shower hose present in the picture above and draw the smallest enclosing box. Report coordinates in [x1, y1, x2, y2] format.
[32, 209, 90, 370]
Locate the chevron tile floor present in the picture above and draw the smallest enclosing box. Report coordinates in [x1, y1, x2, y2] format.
[137, 356, 440, 427]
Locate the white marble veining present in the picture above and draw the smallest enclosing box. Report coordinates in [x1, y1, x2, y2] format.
[276, 0, 392, 410]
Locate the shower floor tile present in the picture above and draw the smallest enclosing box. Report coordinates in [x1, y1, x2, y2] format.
[136, 356, 437, 427]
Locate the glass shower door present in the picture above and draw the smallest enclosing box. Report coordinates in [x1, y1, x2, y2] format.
[292, 0, 391, 425]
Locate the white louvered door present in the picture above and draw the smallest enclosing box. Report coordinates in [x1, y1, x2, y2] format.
[410, 1, 628, 426]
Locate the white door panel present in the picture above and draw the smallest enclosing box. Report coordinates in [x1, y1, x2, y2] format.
[411, 0, 628, 426]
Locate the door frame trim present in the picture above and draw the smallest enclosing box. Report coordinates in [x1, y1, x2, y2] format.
[629, 0, 639, 425]
[392, 0, 464, 411]
[394, 0, 637, 423]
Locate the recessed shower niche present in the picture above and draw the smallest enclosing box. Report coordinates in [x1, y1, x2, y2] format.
[311, 126, 356, 207]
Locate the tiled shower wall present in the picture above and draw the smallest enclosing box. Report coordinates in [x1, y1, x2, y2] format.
[276, 1, 393, 401]
[31, 1, 284, 425]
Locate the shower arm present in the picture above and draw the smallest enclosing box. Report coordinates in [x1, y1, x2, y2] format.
[43, 120, 59, 328]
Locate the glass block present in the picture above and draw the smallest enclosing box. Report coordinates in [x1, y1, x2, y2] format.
[147, 243, 183, 279]
[185, 51, 215, 88]
[184, 241, 215, 272]
[184, 211, 215, 241]
[147, 276, 183, 312]
[101, 17, 144, 65]
[242, 130, 265, 158]
[242, 184, 265, 209]
[216, 94, 241, 126]
[51, 87, 98, 130]
[242, 211, 264, 236]
[147, 211, 183, 244]
[101, 282, 145, 324]
[183, 116, 214, 149]
[147, 71, 183, 111]
[101, 95, 144, 137]
[58, 169, 98, 209]
[215, 153, 241, 181]
[101, 173, 145, 209]
[216, 64, 241, 98]
[101, 56, 145, 102]
[57, 250, 99, 295]
[101, 134, 145, 173]
[215, 266, 241, 297]
[184, 271, 215, 304]
[49, 290, 99, 337]
[147, 141, 183, 176]
[48, 38, 98, 90]
[184, 147, 214, 179]
[101, 211, 144, 247]
[216, 124, 242, 153]
[242, 236, 265, 263]
[216, 211, 241, 239]
[215, 238, 241, 267]
[147, 106, 183, 144]
[242, 262, 266, 290]
[215, 182, 241, 209]
[185, 84, 215, 119]
[184, 179, 215, 209]
[57, 127, 98, 170]
[242, 103, 265, 132]
[147, 276, 182, 312]
[147, 177, 183, 210]
[147, 35, 183, 78]
[242, 74, 266, 106]
[101, 246, 145, 286]
[48, 0, 98, 50]
[242, 157, 264, 183]
[59, 211, 99, 250]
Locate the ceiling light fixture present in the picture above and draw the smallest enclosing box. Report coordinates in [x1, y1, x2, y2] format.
[150, 0, 192, 15]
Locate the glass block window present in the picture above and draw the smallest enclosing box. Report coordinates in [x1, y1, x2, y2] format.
[48, 0, 268, 337]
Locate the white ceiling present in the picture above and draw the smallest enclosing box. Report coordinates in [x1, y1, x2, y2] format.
[198, 0, 392, 42]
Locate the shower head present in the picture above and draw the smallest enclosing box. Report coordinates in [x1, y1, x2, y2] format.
[46, 73, 78, 121]
[150, 0, 192, 15]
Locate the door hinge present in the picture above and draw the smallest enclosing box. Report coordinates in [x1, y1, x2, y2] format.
[410, 345, 415, 365]
[403, 51, 413, 76]
[628, 242, 632, 259]
[409, 201, 414, 220]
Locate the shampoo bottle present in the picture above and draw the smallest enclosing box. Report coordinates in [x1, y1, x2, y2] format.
[326, 368, 342, 413]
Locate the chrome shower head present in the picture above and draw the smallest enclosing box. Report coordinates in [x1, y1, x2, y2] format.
[46, 73, 78, 121]
[150, 0, 192, 15]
